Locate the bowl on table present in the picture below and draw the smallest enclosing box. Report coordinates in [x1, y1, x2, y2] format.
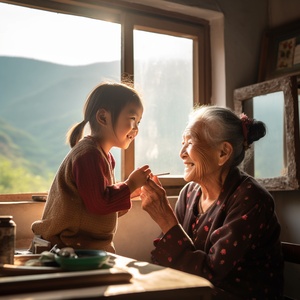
[55, 249, 108, 271]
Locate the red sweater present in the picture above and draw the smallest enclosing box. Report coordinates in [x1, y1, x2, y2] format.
[31, 136, 131, 252]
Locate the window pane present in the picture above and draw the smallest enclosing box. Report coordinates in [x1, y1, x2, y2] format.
[253, 92, 284, 178]
[134, 30, 193, 175]
[0, 3, 121, 193]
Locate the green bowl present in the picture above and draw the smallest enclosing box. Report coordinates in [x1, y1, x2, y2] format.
[55, 249, 108, 271]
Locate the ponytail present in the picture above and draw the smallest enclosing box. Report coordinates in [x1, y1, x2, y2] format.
[65, 82, 142, 148]
[66, 120, 86, 148]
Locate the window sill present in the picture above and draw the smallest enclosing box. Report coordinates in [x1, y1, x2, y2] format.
[0, 192, 48, 202]
[0, 177, 185, 200]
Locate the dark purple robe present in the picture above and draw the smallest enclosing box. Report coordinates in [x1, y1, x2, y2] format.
[151, 167, 284, 299]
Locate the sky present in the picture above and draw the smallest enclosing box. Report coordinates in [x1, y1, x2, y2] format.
[0, 2, 192, 66]
[0, 2, 120, 65]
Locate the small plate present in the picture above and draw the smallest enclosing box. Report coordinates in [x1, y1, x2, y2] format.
[55, 250, 108, 271]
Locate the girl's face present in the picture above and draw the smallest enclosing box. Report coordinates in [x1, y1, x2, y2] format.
[113, 102, 143, 149]
[179, 122, 221, 184]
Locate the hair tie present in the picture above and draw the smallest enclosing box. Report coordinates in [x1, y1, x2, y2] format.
[240, 113, 252, 149]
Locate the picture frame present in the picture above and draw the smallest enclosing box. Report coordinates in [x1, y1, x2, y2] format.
[234, 75, 300, 191]
[258, 19, 300, 82]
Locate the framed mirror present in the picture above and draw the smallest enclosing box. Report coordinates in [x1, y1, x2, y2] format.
[234, 75, 300, 191]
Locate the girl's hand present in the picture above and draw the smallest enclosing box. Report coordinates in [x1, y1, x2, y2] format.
[125, 165, 151, 193]
[140, 178, 178, 234]
[148, 174, 162, 185]
[129, 175, 159, 198]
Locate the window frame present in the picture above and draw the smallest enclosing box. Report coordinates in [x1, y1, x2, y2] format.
[0, 0, 211, 195]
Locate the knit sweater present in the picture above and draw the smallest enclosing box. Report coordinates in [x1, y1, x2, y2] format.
[31, 136, 131, 252]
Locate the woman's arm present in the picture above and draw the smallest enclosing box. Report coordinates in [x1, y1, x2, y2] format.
[141, 178, 280, 284]
[141, 178, 178, 234]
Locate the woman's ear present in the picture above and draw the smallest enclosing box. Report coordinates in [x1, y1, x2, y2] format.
[96, 109, 108, 125]
[218, 141, 233, 166]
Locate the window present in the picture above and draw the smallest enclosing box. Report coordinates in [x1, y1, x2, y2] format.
[134, 30, 193, 175]
[0, 0, 210, 194]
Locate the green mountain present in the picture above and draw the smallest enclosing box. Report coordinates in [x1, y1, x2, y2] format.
[0, 56, 120, 175]
[0, 118, 48, 174]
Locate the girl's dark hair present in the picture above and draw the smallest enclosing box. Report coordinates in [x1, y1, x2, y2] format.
[66, 82, 142, 147]
[189, 105, 266, 168]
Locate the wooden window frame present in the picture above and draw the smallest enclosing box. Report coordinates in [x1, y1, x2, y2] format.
[0, 0, 211, 195]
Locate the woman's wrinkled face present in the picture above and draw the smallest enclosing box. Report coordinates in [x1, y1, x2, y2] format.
[179, 122, 220, 184]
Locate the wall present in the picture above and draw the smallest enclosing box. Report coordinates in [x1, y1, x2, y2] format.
[0, 199, 44, 249]
[269, 0, 300, 27]
[165, 0, 269, 106]
[114, 197, 178, 261]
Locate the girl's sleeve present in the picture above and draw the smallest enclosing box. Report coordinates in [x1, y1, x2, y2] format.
[151, 182, 277, 283]
[73, 149, 131, 214]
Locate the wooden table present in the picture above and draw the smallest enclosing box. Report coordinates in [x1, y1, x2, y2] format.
[0, 253, 213, 300]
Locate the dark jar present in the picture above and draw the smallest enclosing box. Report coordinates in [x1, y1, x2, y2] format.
[0, 216, 16, 265]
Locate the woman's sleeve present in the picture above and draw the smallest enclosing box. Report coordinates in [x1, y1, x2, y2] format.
[174, 184, 189, 224]
[73, 149, 131, 214]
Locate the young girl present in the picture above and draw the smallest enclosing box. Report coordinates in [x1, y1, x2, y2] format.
[31, 82, 151, 253]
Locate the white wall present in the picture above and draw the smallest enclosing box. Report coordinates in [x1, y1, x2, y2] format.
[114, 197, 177, 261]
[0, 200, 44, 249]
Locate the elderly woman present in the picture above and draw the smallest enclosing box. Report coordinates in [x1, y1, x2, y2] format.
[141, 105, 283, 299]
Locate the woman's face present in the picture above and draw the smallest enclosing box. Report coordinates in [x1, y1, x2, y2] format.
[179, 122, 221, 184]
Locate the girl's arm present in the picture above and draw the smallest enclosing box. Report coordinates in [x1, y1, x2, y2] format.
[73, 149, 131, 214]
[73, 149, 150, 214]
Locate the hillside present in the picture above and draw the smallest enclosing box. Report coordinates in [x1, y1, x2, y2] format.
[0, 56, 119, 174]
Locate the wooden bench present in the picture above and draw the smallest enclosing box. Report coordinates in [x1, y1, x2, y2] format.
[282, 242, 300, 300]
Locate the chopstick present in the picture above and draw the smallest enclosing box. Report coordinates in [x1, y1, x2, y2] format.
[153, 172, 170, 176]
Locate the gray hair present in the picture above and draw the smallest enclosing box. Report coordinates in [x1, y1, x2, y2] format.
[187, 105, 266, 168]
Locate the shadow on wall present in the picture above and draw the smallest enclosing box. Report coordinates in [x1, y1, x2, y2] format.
[0, 196, 178, 262]
[0, 200, 44, 249]
[114, 197, 177, 262]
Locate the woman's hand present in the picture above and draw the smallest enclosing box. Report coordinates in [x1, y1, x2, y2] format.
[140, 176, 178, 234]
[130, 187, 141, 199]
[118, 209, 129, 217]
